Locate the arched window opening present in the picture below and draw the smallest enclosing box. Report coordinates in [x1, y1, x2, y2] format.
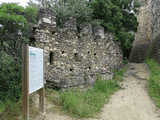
[49, 52, 54, 64]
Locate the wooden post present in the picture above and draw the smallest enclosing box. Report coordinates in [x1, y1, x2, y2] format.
[22, 45, 45, 120]
[22, 45, 29, 120]
[39, 50, 45, 113]
[39, 88, 45, 113]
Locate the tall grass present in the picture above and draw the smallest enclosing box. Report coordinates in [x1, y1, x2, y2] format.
[0, 96, 39, 120]
[47, 67, 127, 118]
[0, 100, 21, 120]
[146, 59, 160, 108]
[59, 80, 120, 118]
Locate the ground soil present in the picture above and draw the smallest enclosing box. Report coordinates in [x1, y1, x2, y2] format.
[35, 63, 160, 120]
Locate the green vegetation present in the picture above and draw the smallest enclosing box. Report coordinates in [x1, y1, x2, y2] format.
[91, 0, 139, 58]
[0, 100, 21, 120]
[59, 80, 119, 118]
[0, 96, 40, 120]
[46, 67, 127, 118]
[0, 1, 137, 119]
[0, 52, 21, 102]
[0, 3, 38, 102]
[46, 0, 140, 58]
[51, 0, 93, 28]
[146, 59, 160, 108]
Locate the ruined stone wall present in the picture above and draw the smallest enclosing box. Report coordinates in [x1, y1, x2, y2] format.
[129, 0, 152, 62]
[130, 0, 160, 63]
[151, 0, 160, 63]
[33, 9, 123, 88]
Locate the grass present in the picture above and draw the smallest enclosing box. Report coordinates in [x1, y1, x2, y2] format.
[0, 100, 21, 120]
[59, 80, 119, 118]
[0, 102, 5, 113]
[0, 66, 127, 119]
[145, 59, 160, 108]
[47, 67, 127, 118]
[0, 96, 40, 120]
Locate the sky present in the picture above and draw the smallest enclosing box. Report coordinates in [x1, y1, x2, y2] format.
[0, 0, 30, 7]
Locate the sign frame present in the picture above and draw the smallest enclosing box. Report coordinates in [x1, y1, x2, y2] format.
[22, 45, 45, 120]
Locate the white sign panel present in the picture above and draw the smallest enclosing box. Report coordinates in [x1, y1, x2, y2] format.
[29, 46, 44, 94]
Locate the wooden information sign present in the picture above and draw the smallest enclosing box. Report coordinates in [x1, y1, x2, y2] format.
[22, 45, 45, 120]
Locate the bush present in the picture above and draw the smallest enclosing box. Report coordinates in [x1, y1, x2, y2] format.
[0, 52, 21, 102]
[0, 3, 38, 103]
[59, 79, 119, 118]
[51, 0, 93, 28]
[90, 0, 139, 58]
[46, 67, 127, 118]
[146, 59, 160, 108]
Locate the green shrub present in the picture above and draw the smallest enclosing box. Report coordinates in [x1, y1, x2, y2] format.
[51, 0, 93, 28]
[47, 67, 127, 118]
[59, 79, 119, 118]
[0, 51, 21, 102]
[0, 3, 38, 103]
[24, 6, 38, 24]
[90, 0, 139, 58]
[146, 59, 160, 108]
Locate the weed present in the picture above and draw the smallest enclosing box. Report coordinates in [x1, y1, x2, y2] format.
[47, 67, 127, 118]
[146, 59, 160, 108]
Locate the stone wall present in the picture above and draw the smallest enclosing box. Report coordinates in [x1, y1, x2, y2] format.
[130, 0, 160, 63]
[151, 0, 160, 63]
[129, 0, 152, 63]
[33, 9, 123, 88]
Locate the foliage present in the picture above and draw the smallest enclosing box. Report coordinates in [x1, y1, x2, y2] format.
[59, 80, 119, 118]
[115, 32, 135, 58]
[113, 66, 128, 82]
[24, 6, 38, 24]
[0, 3, 27, 59]
[46, 67, 127, 118]
[0, 99, 21, 120]
[0, 3, 38, 103]
[33, 0, 139, 58]
[0, 52, 21, 102]
[51, 0, 93, 28]
[0, 96, 39, 120]
[145, 59, 160, 108]
[90, 0, 139, 58]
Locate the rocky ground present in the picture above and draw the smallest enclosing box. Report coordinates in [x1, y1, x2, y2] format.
[35, 63, 160, 120]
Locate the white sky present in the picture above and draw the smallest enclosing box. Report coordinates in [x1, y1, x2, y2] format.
[0, 0, 30, 7]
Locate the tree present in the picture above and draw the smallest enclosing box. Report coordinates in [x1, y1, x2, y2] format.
[0, 3, 38, 59]
[0, 51, 21, 102]
[0, 3, 27, 59]
[90, 0, 139, 58]
[0, 3, 38, 102]
[24, 6, 38, 24]
[51, 0, 93, 28]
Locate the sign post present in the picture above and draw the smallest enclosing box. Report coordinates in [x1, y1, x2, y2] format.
[22, 45, 29, 120]
[22, 45, 45, 120]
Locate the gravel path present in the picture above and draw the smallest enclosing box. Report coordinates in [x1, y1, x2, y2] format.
[36, 63, 160, 120]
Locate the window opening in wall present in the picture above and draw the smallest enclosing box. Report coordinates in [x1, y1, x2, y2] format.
[62, 51, 65, 54]
[70, 68, 73, 72]
[88, 51, 90, 54]
[74, 53, 78, 57]
[30, 37, 36, 43]
[49, 52, 54, 64]
[52, 31, 56, 35]
[94, 53, 97, 56]
[89, 66, 91, 70]
[32, 27, 37, 32]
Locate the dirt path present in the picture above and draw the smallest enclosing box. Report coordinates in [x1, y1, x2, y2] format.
[36, 63, 160, 120]
[92, 63, 160, 120]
